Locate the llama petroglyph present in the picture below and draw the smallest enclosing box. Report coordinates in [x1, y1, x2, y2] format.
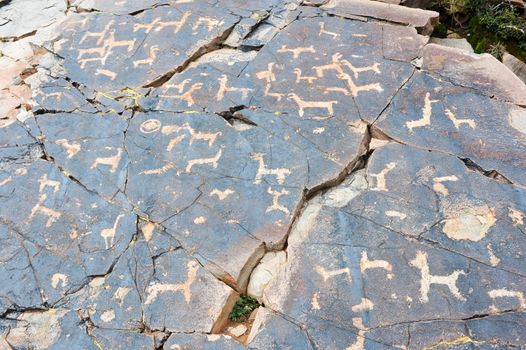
[370, 162, 396, 192]
[185, 149, 222, 173]
[100, 214, 124, 249]
[192, 17, 223, 31]
[38, 174, 60, 193]
[78, 31, 135, 69]
[165, 79, 191, 93]
[432, 175, 459, 196]
[277, 45, 315, 58]
[319, 22, 339, 39]
[133, 12, 191, 34]
[145, 261, 199, 304]
[80, 21, 113, 45]
[360, 251, 394, 279]
[161, 123, 221, 147]
[294, 68, 317, 84]
[256, 63, 284, 101]
[216, 75, 253, 101]
[410, 251, 467, 302]
[133, 45, 160, 68]
[160, 82, 203, 106]
[445, 108, 476, 130]
[28, 194, 61, 228]
[406, 92, 439, 131]
[287, 93, 337, 117]
[265, 187, 290, 215]
[91, 148, 122, 173]
[55, 139, 81, 158]
[251, 153, 291, 185]
[314, 265, 352, 283]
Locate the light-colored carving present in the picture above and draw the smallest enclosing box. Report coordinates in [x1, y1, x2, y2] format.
[95, 69, 117, 80]
[192, 17, 223, 31]
[256, 63, 284, 101]
[114, 287, 131, 306]
[251, 153, 291, 185]
[488, 288, 526, 312]
[165, 79, 191, 93]
[311, 292, 321, 310]
[100, 214, 124, 249]
[385, 210, 407, 220]
[406, 92, 439, 131]
[145, 261, 199, 304]
[410, 251, 467, 303]
[509, 207, 524, 226]
[166, 135, 186, 151]
[100, 310, 115, 322]
[141, 162, 174, 175]
[55, 139, 81, 158]
[487, 243, 500, 267]
[360, 251, 394, 279]
[160, 82, 203, 106]
[142, 222, 156, 242]
[210, 188, 234, 200]
[185, 149, 222, 173]
[287, 93, 337, 117]
[28, 194, 61, 228]
[432, 175, 459, 196]
[370, 162, 396, 192]
[51, 273, 68, 289]
[194, 216, 206, 224]
[39, 174, 60, 193]
[294, 68, 317, 84]
[133, 12, 191, 33]
[351, 298, 374, 312]
[80, 21, 113, 45]
[216, 75, 253, 101]
[0, 176, 12, 186]
[346, 318, 365, 350]
[140, 119, 162, 134]
[277, 45, 315, 58]
[265, 187, 290, 215]
[314, 265, 352, 283]
[162, 123, 221, 147]
[90, 148, 122, 173]
[78, 31, 135, 69]
[445, 108, 476, 130]
[319, 22, 339, 39]
[313, 127, 325, 134]
[133, 45, 160, 68]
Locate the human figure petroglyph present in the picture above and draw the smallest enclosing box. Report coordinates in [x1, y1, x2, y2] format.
[133, 45, 160, 68]
[287, 93, 337, 117]
[251, 153, 291, 185]
[133, 12, 191, 34]
[216, 75, 253, 101]
[319, 22, 339, 39]
[410, 251, 467, 302]
[432, 175, 459, 196]
[78, 31, 136, 69]
[313, 53, 382, 97]
[38, 174, 60, 193]
[370, 162, 396, 192]
[351, 298, 374, 312]
[360, 251, 394, 279]
[192, 17, 224, 31]
[265, 187, 290, 215]
[256, 63, 284, 101]
[488, 288, 526, 312]
[160, 82, 203, 106]
[445, 108, 476, 130]
[294, 68, 317, 84]
[314, 265, 352, 283]
[145, 261, 199, 304]
[186, 149, 222, 173]
[277, 45, 315, 59]
[100, 214, 124, 249]
[95, 69, 117, 80]
[210, 188, 234, 200]
[28, 194, 61, 228]
[55, 139, 81, 158]
[161, 123, 221, 147]
[91, 148, 122, 173]
[406, 92, 439, 131]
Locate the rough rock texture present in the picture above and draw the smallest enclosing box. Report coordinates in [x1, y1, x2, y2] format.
[0, 0, 525, 348]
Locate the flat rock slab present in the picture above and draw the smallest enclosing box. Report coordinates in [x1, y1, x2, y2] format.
[0, 0, 525, 348]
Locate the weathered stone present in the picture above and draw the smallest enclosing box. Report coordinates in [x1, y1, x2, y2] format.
[429, 37, 474, 52]
[503, 52, 526, 84]
[163, 333, 245, 349]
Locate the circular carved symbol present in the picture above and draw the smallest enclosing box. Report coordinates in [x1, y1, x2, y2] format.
[140, 119, 161, 134]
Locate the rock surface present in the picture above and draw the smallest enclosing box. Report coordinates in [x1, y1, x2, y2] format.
[0, 0, 525, 349]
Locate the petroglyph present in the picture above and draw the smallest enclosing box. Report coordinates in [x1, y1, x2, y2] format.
[351, 298, 374, 312]
[145, 261, 199, 304]
[445, 108, 476, 130]
[256, 63, 284, 101]
[192, 17, 224, 31]
[160, 82, 203, 106]
[80, 20, 113, 45]
[360, 251, 394, 279]
[346, 318, 365, 350]
[165, 79, 191, 93]
[509, 207, 524, 226]
[287, 93, 337, 117]
[487, 244, 501, 267]
[432, 175, 459, 196]
[294, 68, 317, 84]
[90, 148, 122, 173]
[319, 22, 339, 39]
[209, 188, 234, 200]
[100, 310, 115, 322]
[311, 292, 321, 310]
[78, 31, 135, 69]
[166, 135, 186, 151]
[442, 205, 496, 242]
[277, 45, 315, 58]
[370, 162, 396, 192]
[100, 214, 124, 249]
[133, 12, 191, 34]
[410, 251, 467, 302]
[133, 45, 160, 68]
[51, 273, 68, 289]
[488, 288, 526, 311]
[28, 194, 61, 228]
[141, 162, 175, 175]
[251, 153, 291, 185]
[95, 69, 117, 80]
[185, 149, 222, 173]
[39, 174, 60, 193]
[161, 123, 221, 147]
[140, 119, 162, 134]
[216, 75, 253, 101]
[114, 287, 132, 306]
[55, 139, 81, 158]
[194, 216, 206, 224]
[385, 210, 407, 220]
[0, 176, 12, 186]
[265, 187, 290, 215]
[314, 265, 352, 283]
[406, 93, 439, 131]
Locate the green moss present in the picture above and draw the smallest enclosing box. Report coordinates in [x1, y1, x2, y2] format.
[229, 295, 260, 322]
[433, 23, 448, 38]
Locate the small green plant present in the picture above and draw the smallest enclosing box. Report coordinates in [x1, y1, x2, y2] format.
[488, 41, 507, 60]
[229, 295, 260, 322]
